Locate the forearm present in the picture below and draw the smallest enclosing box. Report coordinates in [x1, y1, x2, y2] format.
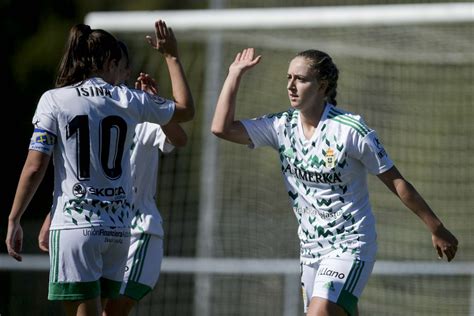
[394, 179, 443, 233]
[211, 71, 242, 136]
[161, 122, 187, 147]
[165, 56, 194, 122]
[9, 162, 48, 223]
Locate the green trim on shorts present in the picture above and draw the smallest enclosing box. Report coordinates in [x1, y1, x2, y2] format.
[129, 233, 151, 282]
[123, 280, 153, 301]
[337, 259, 365, 315]
[50, 230, 60, 283]
[337, 289, 358, 316]
[100, 277, 122, 299]
[48, 278, 121, 301]
[48, 280, 99, 301]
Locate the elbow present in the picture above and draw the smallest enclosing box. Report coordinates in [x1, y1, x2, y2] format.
[211, 125, 225, 138]
[173, 98, 195, 123]
[181, 99, 195, 122]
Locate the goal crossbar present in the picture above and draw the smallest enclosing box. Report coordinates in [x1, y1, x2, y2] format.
[84, 3, 474, 32]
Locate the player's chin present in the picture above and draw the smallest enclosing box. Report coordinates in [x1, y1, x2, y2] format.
[289, 101, 301, 109]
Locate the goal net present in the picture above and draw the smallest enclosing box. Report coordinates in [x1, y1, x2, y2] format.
[86, 3, 473, 316]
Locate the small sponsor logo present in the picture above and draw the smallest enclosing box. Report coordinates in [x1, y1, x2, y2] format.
[73, 183, 86, 198]
[293, 207, 343, 220]
[82, 228, 131, 238]
[72, 184, 126, 198]
[373, 137, 387, 159]
[318, 267, 345, 280]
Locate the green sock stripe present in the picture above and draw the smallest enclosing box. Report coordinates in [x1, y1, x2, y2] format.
[129, 233, 147, 282]
[343, 260, 360, 292]
[134, 234, 151, 283]
[349, 261, 365, 293]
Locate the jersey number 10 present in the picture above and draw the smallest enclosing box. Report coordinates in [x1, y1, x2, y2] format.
[66, 115, 127, 181]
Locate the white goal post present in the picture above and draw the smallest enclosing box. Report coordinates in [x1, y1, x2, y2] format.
[84, 3, 474, 31]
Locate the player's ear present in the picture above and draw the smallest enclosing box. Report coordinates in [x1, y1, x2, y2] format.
[318, 79, 328, 93]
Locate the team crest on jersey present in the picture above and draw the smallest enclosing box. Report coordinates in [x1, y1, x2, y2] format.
[72, 183, 86, 198]
[151, 95, 166, 105]
[324, 148, 335, 168]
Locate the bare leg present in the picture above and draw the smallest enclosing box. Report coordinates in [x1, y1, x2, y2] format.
[103, 295, 136, 316]
[64, 298, 101, 316]
[306, 297, 348, 316]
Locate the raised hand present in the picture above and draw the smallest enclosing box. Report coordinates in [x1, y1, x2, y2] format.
[146, 19, 178, 58]
[135, 72, 158, 95]
[229, 48, 262, 75]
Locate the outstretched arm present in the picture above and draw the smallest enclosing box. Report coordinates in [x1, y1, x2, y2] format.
[146, 20, 194, 123]
[6, 150, 51, 261]
[377, 166, 458, 262]
[211, 48, 261, 145]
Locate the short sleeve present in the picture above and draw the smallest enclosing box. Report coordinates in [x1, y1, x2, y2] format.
[133, 90, 176, 126]
[32, 92, 58, 134]
[29, 92, 58, 155]
[240, 115, 279, 149]
[349, 129, 394, 175]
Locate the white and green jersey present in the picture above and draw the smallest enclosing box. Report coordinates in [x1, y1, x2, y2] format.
[241, 104, 393, 263]
[130, 122, 174, 237]
[30, 77, 175, 230]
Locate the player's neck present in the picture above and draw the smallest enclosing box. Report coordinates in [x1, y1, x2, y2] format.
[299, 102, 326, 127]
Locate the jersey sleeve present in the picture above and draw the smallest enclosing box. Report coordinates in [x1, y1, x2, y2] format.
[240, 115, 279, 149]
[349, 128, 394, 175]
[131, 90, 176, 126]
[139, 122, 174, 153]
[29, 92, 58, 155]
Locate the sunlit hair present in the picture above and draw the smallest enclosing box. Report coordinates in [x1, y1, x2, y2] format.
[296, 50, 339, 106]
[55, 24, 121, 87]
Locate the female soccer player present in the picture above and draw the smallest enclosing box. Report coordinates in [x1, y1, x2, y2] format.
[38, 42, 188, 315]
[6, 19, 193, 315]
[211, 48, 458, 316]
